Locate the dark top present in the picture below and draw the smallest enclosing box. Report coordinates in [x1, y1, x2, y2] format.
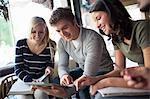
[14, 39, 55, 82]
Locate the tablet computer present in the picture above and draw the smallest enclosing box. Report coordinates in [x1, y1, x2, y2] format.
[25, 82, 74, 88]
[25, 82, 57, 87]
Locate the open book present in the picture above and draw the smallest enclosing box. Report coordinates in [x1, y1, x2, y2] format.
[9, 79, 33, 95]
[98, 87, 150, 97]
[9, 74, 48, 95]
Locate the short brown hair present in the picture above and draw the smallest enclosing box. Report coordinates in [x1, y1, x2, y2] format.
[49, 7, 74, 26]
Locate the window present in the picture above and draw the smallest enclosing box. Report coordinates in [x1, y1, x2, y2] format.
[0, 0, 68, 69]
[0, 0, 15, 68]
[0, 0, 53, 69]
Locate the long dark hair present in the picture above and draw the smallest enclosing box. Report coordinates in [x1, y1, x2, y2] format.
[90, 0, 133, 43]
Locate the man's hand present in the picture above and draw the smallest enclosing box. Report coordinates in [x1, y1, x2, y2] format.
[60, 74, 73, 86]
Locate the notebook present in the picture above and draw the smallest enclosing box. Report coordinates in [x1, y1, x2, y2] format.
[98, 87, 150, 97]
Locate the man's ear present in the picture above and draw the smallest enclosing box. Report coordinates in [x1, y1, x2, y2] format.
[73, 17, 77, 24]
[73, 17, 79, 26]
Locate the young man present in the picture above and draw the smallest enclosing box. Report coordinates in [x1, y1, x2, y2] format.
[48, 7, 113, 99]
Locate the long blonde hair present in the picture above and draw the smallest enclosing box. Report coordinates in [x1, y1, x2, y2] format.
[28, 16, 50, 44]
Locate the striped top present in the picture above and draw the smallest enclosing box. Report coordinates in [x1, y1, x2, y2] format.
[14, 39, 56, 82]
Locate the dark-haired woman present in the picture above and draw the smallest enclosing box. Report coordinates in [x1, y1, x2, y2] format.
[74, 0, 150, 98]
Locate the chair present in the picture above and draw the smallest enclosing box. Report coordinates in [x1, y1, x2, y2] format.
[0, 74, 17, 99]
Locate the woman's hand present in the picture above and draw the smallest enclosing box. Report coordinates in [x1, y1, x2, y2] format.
[60, 74, 73, 86]
[122, 67, 150, 89]
[74, 75, 99, 91]
[45, 66, 54, 76]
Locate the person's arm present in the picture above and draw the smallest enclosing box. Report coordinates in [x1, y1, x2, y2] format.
[90, 77, 128, 95]
[89, 45, 150, 93]
[57, 39, 70, 77]
[83, 32, 113, 76]
[88, 50, 131, 95]
[57, 39, 73, 85]
[143, 46, 150, 68]
[14, 40, 33, 82]
[136, 20, 150, 68]
[115, 50, 126, 69]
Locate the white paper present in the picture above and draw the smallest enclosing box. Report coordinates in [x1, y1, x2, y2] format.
[9, 79, 33, 95]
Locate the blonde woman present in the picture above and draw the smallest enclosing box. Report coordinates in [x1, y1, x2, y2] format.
[14, 16, 56, 99]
